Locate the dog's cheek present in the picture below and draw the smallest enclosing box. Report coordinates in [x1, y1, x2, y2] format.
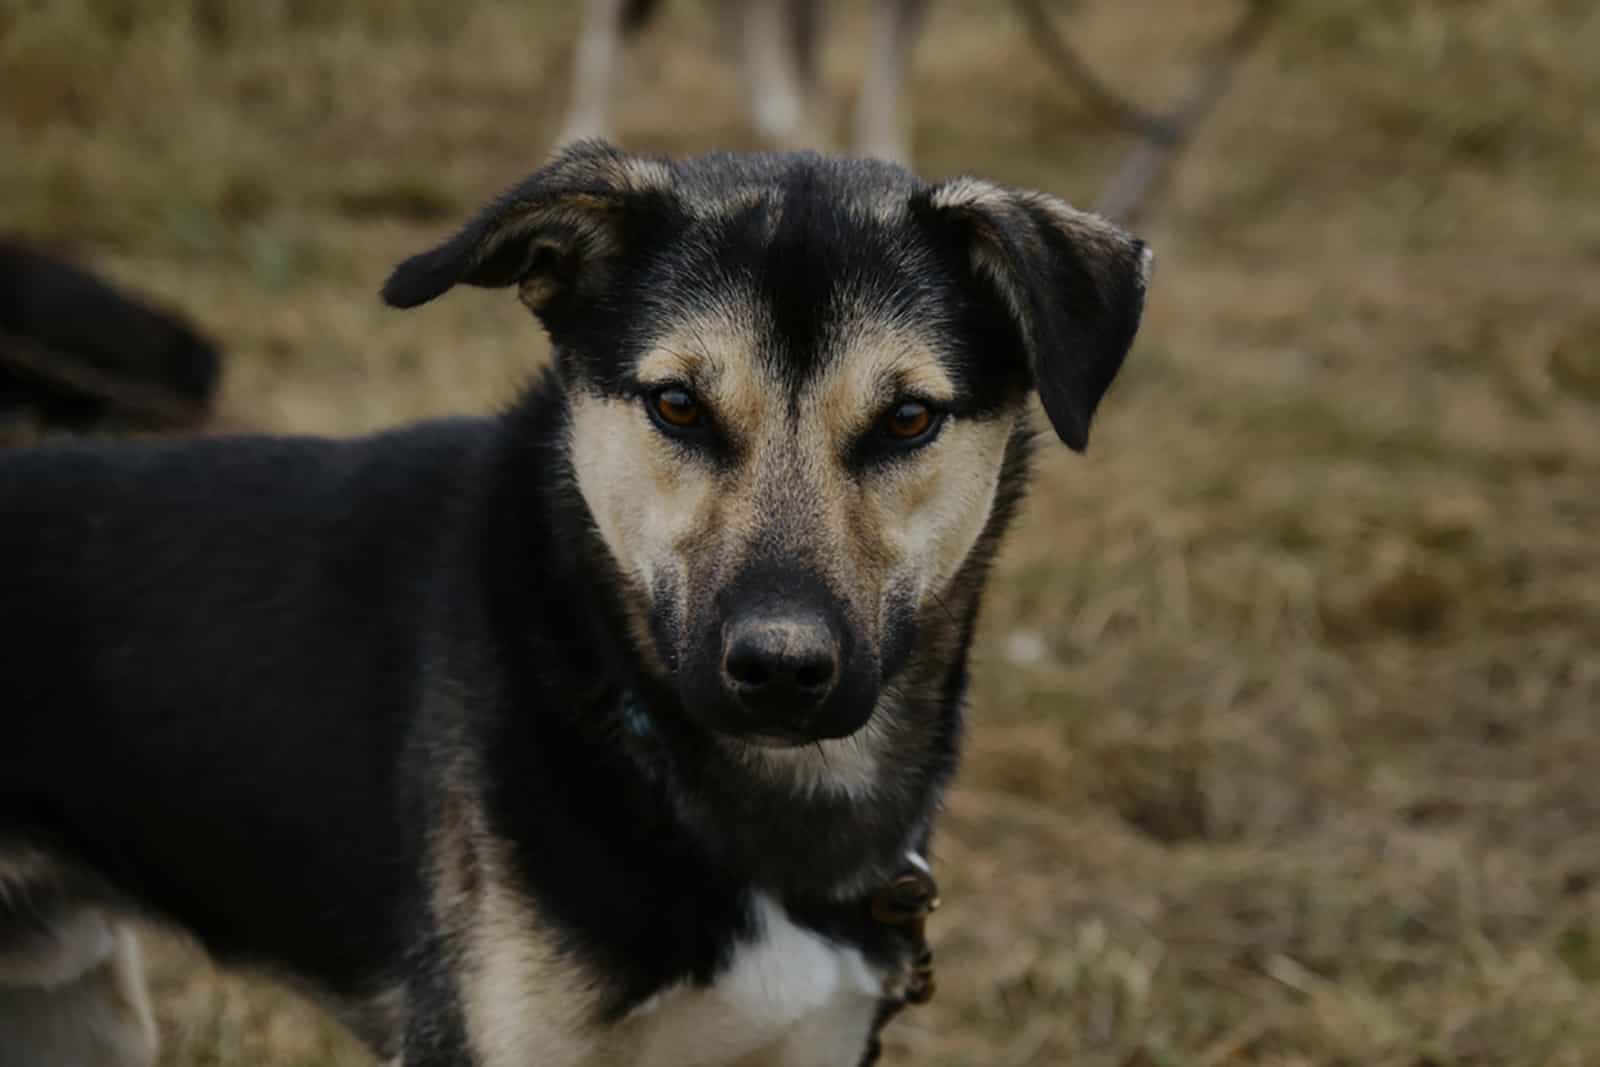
[569, 397, 649, 579]
[876, 580, 921, 688]
[880, 419, 1011, 605]
[568, 396, 711, 596]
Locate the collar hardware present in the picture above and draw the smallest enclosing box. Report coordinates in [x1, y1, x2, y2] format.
[860, 864, 941, 1066]
[870, 865, 940, 1006]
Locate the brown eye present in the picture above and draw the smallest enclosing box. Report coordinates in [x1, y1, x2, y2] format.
[652, 387, 701, 429]
[883, 400, 934, 441]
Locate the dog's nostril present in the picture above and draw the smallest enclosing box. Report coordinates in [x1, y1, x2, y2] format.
[725, 647, 773, 688]
[794, 661, 832, 691]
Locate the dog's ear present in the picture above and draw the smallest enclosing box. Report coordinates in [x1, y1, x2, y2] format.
[912, 178, 1152, 451]
[381, 140, 676, 324]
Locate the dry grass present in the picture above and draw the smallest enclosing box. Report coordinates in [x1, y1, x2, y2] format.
[4, 0, 1598, 1063]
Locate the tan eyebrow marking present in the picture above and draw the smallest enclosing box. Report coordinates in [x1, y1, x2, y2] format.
[809, 321, 958, 442]
[633, 310, 770, 440]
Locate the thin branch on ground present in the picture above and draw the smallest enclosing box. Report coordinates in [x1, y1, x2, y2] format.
[1012, 0, 1173, 137]
[1092, 0, 1279, 223]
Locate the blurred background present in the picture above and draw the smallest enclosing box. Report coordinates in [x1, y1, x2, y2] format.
[2, 0, 1598, 1063]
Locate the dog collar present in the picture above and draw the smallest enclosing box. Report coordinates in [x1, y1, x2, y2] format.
[859, 863, 940, 1066]
[870, 864, 939, 1005]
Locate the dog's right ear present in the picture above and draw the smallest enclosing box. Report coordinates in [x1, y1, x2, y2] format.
[381, 140, 676, 324]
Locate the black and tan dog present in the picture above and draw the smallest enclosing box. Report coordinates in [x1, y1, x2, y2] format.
[0, 142, 1150, 1067]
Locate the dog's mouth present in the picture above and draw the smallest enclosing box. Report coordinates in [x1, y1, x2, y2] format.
[727, 731, 827, 750]
[669, 634, 883, 746]
[690, 691, 881, 749]
[710, 715, 887, 800]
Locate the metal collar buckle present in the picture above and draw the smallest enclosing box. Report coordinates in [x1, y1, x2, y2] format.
[870, 867, 940, 1006]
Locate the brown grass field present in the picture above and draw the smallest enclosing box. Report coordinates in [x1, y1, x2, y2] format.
[3, 0, 1599, 1063]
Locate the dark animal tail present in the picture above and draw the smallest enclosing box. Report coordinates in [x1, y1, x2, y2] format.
[622, 0, 664, 34]
[0, 240, 222, 429]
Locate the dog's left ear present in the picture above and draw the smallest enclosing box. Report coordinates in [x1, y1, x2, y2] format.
[381, 140, 676, 327]
[912, 178, 1153, 451]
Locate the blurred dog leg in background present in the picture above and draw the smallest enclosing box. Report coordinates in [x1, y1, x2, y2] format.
[0, 909, 158, 1067]
[852, 0, 927, 163]
[558, 0, 639, 149]
[558, 0, 929, 164]
[0, 241, 221, 440]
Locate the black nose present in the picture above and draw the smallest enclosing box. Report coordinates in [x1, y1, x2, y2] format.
[722, 613, 839, 719]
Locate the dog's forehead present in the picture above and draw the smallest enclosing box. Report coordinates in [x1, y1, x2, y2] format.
[667, 151, 923, 220]
[628, 154, 962, 395]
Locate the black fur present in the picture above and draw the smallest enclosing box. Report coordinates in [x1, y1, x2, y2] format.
[1, 144, 1147, 1065]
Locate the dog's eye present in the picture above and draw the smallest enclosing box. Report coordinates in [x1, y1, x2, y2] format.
[881, 400, 939, 443]
[651, 387, 702, 430]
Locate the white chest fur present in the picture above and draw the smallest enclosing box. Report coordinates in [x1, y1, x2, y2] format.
[606, 895, 885, 1067]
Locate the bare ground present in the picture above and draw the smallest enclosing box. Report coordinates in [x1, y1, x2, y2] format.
[3, 0, 1598, 1063]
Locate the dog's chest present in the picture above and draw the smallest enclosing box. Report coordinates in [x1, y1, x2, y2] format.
[605, 895, 884, 1067]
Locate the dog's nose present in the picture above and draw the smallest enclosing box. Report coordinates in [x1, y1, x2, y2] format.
[722, 613, 839, 718]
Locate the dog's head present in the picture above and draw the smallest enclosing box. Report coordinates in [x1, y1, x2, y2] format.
[386, 142, 1149, 789]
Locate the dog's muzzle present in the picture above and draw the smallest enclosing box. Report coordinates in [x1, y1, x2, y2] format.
[721, 608, 839, 723]
[690, 565, 877, 743]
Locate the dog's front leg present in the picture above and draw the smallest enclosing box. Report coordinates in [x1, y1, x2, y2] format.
[399, 883, 600, 1067]
[395, 918, 479, 1067]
